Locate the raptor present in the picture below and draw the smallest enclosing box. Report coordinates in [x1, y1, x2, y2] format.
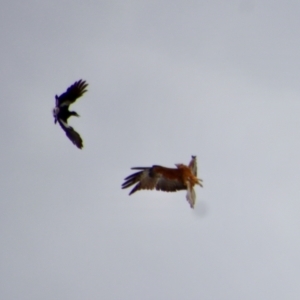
[122, 156, 203, 208]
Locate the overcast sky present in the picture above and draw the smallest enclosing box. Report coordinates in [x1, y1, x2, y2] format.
[1, 0, 300, 299]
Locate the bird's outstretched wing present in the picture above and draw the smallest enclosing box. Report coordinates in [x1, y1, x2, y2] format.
[58, 119, 83, 149]
[122, 166, 186, 195]
[56, 80, 88, 107]
[188, 155, 197, 176]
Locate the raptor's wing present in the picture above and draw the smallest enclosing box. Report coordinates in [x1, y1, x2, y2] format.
[122, 166, 186, 195]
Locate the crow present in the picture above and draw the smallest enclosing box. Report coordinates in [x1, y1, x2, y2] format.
[53, 80, 88, 149]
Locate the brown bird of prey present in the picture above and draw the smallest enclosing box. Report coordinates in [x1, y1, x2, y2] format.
[122, 156, 203, 208]
[52, 79, 88, 149]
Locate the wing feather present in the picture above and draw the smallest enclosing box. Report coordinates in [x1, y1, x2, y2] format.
[58, 119, 83, 149]
[122, 168, 158, 194]
[57, 80, 88, 107]
[156, 176, 186, 192]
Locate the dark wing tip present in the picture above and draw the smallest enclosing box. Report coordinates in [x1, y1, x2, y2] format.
[68, 129, 83, 149]
[122, 168, 148, 196]
[76, 79, 88, 93]
[58, 120, 84, 149]
[122, 170, 143, 188]
[57, 79, 89, 105]
[128, 184, 141, 195]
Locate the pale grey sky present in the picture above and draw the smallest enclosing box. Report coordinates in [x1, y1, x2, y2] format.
[1, 1, 300, 299]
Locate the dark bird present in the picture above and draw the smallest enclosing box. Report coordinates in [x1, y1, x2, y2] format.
[122, 156, 203, 208]
[53, 80, 88, 149]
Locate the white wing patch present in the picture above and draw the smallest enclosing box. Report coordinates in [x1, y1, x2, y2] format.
[59, 119, 71, 129]
[59, 101, 72, 107]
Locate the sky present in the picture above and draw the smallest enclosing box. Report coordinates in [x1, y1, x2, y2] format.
[1, 0, 300, 299]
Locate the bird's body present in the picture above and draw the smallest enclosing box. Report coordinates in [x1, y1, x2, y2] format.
[53, 80, 88, 149]
[122, 156, 203, 208]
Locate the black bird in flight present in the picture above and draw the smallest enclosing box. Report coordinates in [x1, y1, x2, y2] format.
[53, 80, 88, 149]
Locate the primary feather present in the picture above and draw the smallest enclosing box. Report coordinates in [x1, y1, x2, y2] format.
[56, 79, 88, 107]
[58, 120, 83, 149]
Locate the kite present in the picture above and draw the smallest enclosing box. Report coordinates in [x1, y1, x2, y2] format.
[122, 156, 203, 208]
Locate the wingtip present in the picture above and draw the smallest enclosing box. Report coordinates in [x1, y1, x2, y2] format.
[186, 186, 196, 209]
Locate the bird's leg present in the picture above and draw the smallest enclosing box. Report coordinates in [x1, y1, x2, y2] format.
[70, 111, 80, 117]
[197, 178, 203, 187]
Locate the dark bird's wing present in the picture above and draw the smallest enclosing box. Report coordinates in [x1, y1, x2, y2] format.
[122, 166, 186, 195]
[58, 119, 83, 149]
[56, 80, 88, 107]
